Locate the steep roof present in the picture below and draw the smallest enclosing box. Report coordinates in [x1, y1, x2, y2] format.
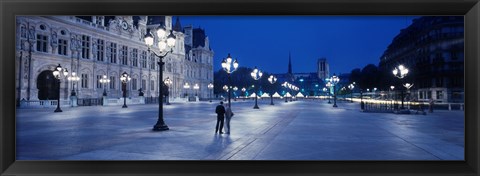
[173, 17, 182, 32]
[192, 28, 206, 48]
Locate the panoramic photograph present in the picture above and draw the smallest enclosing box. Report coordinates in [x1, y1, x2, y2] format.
[15, 15, 464, 160]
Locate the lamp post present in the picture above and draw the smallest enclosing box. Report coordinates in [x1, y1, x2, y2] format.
[326, 82, 332, 104]
[360, 89, 364, 110]
[221, 53, 239, 108]
[67, 72, 80, 96]
[322, 87, 327, 101]
[288, 83, 294, 102]
[390, 86, 395, 108]
[282, 82, 288, 102]
[208, 82, 214, 102]
[164, 77, 173, 105]
[233, 86, 238, 101]
[120, 72, 131, 108]
[144, 24, 176, 131]
[193, 83, 199, 101]
[184, 82, 191, 101]
[241, 87, 246, 101]
[392, 64, 409, 109]
[99, 75, 110, 96]
[330, 74, 340, 108]
[223, 85, 228, 94]
[403, 83, 414, 109]
[250, 66, 263, 109]
[268, 75, 277, 105]
[52, 64, 69, 112]
[348, 83, 355, 103]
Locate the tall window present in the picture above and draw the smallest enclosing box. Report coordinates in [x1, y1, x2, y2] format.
[81, 35, 90, 59]
[141, 51, 147, 68]
[132, 49, 138, 67]
[150, 53, 156, 70]
[97, 39, 104, 61]
[58, 39, 68, 55]
[150, 80, 155, 91]
[107, 42, 117, 63]
[436, 91, 443, 99]
[110, 76, 116, 89]
[142, 79, 146, 90]
[20, 25, 27, 38]
[36, 34, 48, 52]
[81, 74, 88, 88]
[120, 46, 128, 65]
[96, 75, 103, 88]
[132, 78, 137, 90]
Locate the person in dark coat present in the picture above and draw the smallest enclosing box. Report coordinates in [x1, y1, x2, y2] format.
[215, 101, 226, 134]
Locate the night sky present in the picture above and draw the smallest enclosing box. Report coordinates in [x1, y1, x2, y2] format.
[180, 16, 417, 75]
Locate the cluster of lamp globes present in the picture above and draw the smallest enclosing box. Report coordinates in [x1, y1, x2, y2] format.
[392, 65, 414, 89]
[282, 82, 299, 91]
[144, 25, 176, 51]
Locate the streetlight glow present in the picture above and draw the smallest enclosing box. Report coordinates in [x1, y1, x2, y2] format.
[144, 24, 176, 131]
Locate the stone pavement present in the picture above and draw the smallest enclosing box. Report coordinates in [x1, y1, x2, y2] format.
[16, 99, 464, 160]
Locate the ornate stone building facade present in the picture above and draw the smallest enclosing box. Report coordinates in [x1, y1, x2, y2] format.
[16, 16, 214, 104]
[379, 16, 464, 103]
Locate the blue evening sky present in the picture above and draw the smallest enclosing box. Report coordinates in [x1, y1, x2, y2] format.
[180, 16, 417, 75]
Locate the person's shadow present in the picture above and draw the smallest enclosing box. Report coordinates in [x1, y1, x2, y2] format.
[204, 134, 233, 159]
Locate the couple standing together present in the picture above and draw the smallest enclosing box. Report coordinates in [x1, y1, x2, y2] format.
[215, 101, 234, 134]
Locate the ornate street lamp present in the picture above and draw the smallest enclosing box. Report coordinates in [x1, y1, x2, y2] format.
[207, 82, 214, 102]
[250, 66, 263, 109]
[241, 87, 246, 101]
[67, 72, 80, 96]
[233, 86, 238, 101]
[221, 53, 239, 108]
[404, 83, 414, 109]
[223, 85, 228, 93]
[392, 64, 409, 109]
[99, 75, 110, 96]
[330, 74, 340, 107]
[282, 82, 288, 102]
[390, 85, 395, 106]
[144, 24, 176, 131]
[348, 83, 355, 103]
[326, 81, 332, 104]
[52, 64, 68, 112]
[322, 87, 327, 100]
[184, 82, 191, 101]
[120, 72, 131, 108]
[193, 83, 200, 101]
[164, 77, 173, 105]
[268, 75, 277, 105]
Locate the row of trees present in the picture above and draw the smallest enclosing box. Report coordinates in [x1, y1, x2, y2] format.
[213, 67, 285, 96]
[348, 64, 414, 93]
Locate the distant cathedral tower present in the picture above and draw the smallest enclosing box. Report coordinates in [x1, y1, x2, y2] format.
[317, 58, 329, 80]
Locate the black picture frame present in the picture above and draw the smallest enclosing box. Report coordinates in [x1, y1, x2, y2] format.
[1, 0, 478, 175]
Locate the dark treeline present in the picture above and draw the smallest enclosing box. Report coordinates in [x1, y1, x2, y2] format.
[349, 64, 414, 92]
[213, 67, 283, 96]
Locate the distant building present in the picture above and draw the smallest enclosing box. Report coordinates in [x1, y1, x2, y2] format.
[317, 58, 330, 80]
[15, 16, 214, 105]
[379, 16, 464, 103]
[274, 53, 329, 96]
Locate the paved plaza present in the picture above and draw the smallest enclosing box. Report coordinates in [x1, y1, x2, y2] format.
[16, 99, 464, 160]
